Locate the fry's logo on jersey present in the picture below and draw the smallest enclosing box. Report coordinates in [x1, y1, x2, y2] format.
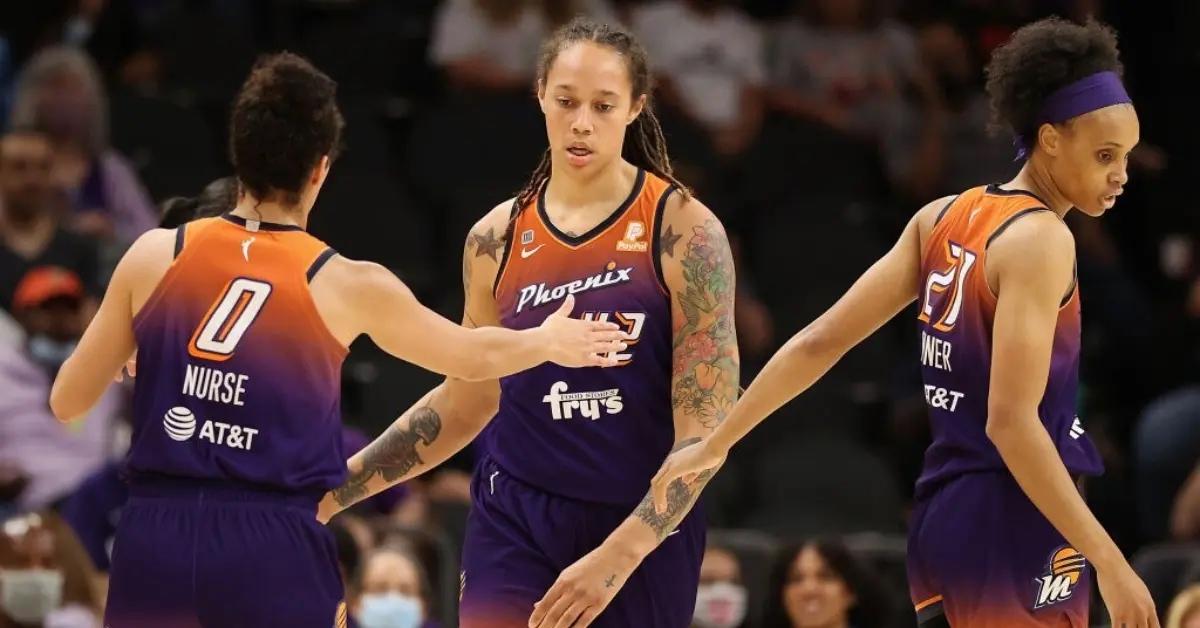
[163, 406, 259, 450]
[542, 381, 623, 420]
[1032, 546, 1086, 609]
[515, 263, 634, 313]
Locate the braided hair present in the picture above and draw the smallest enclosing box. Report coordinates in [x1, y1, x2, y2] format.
[510, 17, 690, 237]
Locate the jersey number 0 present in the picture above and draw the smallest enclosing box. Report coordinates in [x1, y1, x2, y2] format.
[188, 278, 272, 362]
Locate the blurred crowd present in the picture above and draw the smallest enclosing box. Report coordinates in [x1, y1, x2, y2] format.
[0, 0, 1198, 626]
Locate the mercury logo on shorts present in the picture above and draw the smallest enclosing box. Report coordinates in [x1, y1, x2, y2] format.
[162, 405, 260, 451]
[1032, 546, 1086, 609]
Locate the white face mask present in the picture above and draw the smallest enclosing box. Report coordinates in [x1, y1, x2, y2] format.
[693, 582, 747, 628]
[0, 568, 64, 624]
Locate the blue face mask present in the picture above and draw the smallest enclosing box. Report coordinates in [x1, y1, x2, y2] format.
[357, 593, 422, 628]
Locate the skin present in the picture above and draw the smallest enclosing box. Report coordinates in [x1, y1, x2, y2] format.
[49, 145, 629, 422]
[651, 102, 1160, 628]
[783, 547, 854, 628]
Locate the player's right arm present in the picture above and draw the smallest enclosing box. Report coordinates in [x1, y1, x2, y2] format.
[321, 239, 625, 383]
[649, 196, 949, 502]
[984, 213, 1158, 628]
[315, 203, 515, 522]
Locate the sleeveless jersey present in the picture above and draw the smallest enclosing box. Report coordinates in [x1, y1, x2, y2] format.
[491, 169, 676, 506]
[129, 215, 347, 495]
[914, 185, 1103, 498]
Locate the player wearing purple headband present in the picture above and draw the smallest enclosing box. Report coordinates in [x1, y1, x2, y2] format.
[650, 17, 1159, 628]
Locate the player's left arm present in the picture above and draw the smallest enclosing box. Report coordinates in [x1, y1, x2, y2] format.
[530, 194, 739, 628]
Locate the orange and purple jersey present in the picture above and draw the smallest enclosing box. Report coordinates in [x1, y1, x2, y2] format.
[489, 169, 677, 506]
[914, 185, 1103, 498]
[129, 215, 347, 495]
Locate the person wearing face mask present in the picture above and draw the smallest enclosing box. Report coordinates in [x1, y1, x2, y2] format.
[693, 544, 747, 628]
[0, 267, 121, 512]
[0, 128, 100, 315]
[353, 545, 438, 628]
[0, 511, 102, 628]
[761, 539, 891, 628]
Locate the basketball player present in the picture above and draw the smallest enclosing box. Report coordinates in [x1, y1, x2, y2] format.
[48, 52, 626, 628]
[318, 18, 740, 628]
[650, 17, 1160, 628]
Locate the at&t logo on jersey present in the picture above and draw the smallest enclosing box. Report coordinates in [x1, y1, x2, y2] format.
[162, 406, 260, 450]
[1032, 546, 1086, 609]
[542, 381, 623, 420]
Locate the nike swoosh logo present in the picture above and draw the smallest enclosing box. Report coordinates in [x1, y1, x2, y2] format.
[521, 244, 545, 259]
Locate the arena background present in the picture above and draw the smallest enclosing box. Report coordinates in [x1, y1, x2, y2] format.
[0, 1, 1198, 626]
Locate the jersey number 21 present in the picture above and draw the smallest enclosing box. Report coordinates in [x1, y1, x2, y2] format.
[918, 241, 977, 332]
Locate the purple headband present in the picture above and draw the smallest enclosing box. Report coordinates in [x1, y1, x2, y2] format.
[1013, 70, 1131, 161]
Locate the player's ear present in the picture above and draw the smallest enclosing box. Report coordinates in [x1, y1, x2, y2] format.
[627, 94, 646, 126]
[1037, 123, 1062, 157]
[537, 79, 548, 114]
[311, 156, 331, 188]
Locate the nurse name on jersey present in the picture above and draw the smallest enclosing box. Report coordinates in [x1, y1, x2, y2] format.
[182, 363, 250, 407]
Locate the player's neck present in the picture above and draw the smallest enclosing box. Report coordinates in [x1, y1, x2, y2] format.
[230, 197, 308, 230]
[1006, 161, 1073, 218]
[543, 159, 638, 216]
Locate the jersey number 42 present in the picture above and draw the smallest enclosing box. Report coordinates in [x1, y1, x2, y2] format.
[581, 311, 644, 365]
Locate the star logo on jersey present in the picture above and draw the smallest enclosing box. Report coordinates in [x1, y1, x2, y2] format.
[241, 237, 255, 261]
[521, 244, 545, 259]
[616, 220, 648, 252]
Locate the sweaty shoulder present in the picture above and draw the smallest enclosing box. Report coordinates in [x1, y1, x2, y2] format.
[914, 194, 958, 247]
[122, 228, 178, 315]
[310, 254, 410, 347]
[985, 209, 1075, 298]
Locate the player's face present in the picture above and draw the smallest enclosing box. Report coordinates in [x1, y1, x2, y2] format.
[539, 42, 645, 173]
[782, 546, 856, 628]
[1049, 103, 1139, 217]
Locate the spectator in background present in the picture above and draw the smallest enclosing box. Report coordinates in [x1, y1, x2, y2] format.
[9, 46, 156, 245]
[762, 539, 891, 628]
[632, 0, 765, 156]
[1136, 383, 1200, 542]
[768, 0, 918, 141]
[354, 544, 437, 628]
[693, 543, 747, 628]
[0, 510, 102, 628]
[0, 266, 121, 513]
[1169, 584, 1200, 628]
[880, 19, 1015, 201]
[0, 128, 100, 312]
[431, 0, 619, 93]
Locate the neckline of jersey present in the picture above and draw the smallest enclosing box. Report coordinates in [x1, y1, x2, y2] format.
[221, 213, 306, 232]
[984, 183, 1051, 208]
[536, 168, 646, 247]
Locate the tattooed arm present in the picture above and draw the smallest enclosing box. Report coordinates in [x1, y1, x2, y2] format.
[621, 194, 739, 546]
[317, 204, 512, 521]
[529, 194, 739, 628]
